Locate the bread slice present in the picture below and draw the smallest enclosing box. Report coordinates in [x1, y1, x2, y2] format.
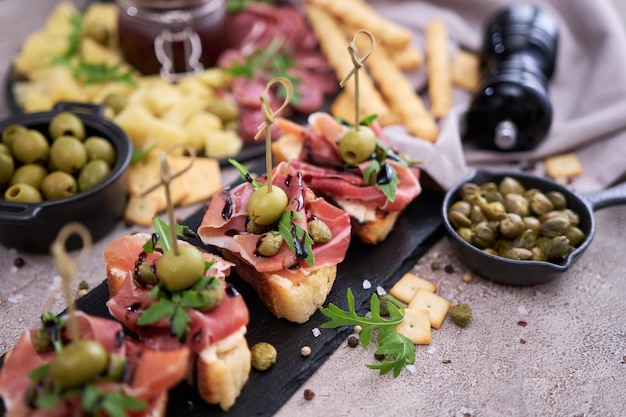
[221, 249, 337, 323]
[352, 209, 401, 245]
[106, 265, 250, 411]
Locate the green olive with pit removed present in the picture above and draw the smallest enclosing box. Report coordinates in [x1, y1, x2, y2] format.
[0, 152, 14, 185]
[2, 124, 26, 148]
[338, 126, 377, 165]
[48, 340, 109, 389]
[156, 245, 206, 291]
[50, 136, 88, 174]
[4, 183, 43, 203]
[49, 112, 85, 140]
[84, 136, 116, 165]
[248, 185, 288, 226]
[41, 171, 78, 200]
[78, 159, 111, 191]
[10, 163, 47, 189]
[11, 129, 50, 164]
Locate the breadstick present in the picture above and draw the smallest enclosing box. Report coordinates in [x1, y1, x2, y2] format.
[425, 20, 453, 119]
[304, 4, 393, 125]
[331, 90, 401, 127]
[305, 0, 412, 49]
[391, 46, 423, 71]
[452, 49, 480, 92]
[352, 35, 438, 142]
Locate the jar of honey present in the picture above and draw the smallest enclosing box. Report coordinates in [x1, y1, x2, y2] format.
[115, 0, 227, 80]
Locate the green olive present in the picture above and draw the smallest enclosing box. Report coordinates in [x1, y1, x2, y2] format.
[0, 143, 11, 155]
[4, 183, 43, 203]
[41, 171, 78, 200]
[156, 245, 206, 291]
[49, 136, 88, 174]
[10, 163, 47, 189]
[49, 112, 85, 140]
[11, 129, 50, 164]
[0, 152, 14, 185]
[338, 126, 377, 164]
[84, 136, 116, 165]
[247, 185, 288, 226]
[49, 340, 109, 389]
[103, 93, 127, 115]
[1, 124, 26, 148]
[78, 159, 111, 191]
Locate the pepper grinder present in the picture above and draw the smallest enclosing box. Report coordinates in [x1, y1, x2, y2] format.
[465, 4, 559, 152]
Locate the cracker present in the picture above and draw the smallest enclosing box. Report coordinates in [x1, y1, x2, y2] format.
[408, 288, 451, 329]
[389, 273, 437, 303]
[544, 152, 583, 179]
[452, 49, 480, 92]
[177, 156, 221, 205]
[124, 195, 159, 227]
[394, 308, 431, 345]
[425, 20, 453, 119]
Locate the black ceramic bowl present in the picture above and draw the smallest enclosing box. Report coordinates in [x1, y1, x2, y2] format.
[0, 102, 131, 252]
[442, 170, 626, 286]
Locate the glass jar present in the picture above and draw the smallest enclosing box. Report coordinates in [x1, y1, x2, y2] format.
[115, 0, 227, 80]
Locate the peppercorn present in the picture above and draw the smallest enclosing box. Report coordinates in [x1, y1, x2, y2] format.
[444, 264, 455, 273]
[303, 389, 315, 401]
[347, 334, 359, 348]
[13, 257, 25, 268]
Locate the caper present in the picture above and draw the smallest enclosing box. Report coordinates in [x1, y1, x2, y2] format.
[546, 191, 567, 210]
[448, 210, 472, 229]
[541, 236, 572, 259]
[41, 171, 77, 200]
[10, 163, 47, 189]
[563, 209, 580, 226]
[197, 277, 224, 311]
[456, 227, 473, 243]
[480, 182, 498, 193]
[540, 215, 570, 237]
[459, 182, 480, 199]
[11, 129, 50, 164]
[449, 303, 472, 328]
[338, 126, 377, 165]
[494, 238, 513, 254]
[530, 246, 547, 262]
[133, 261, 159, 286]
[499, 213, 525, 239]
[2, 124, 26, 148]
[483, 247, 498, 256]
[49, 340, 109, 388]
[499, 176, 525, 195]
[105, 353, 127, 382]
[31, 329, 53, 353]
[256, 232, 284, 257]
[250, 342, 277, 371]
[103, 93, 127, 115]
[512, 228, 539, 250]
[0, 152, 14, 185]
[49, 112, 85, 140]
[49, 136, 88, 174]
[529, 192, 554, 216]
[503, 193, 529, 216]
[308, 219, 332, 243]
[482, 188, 504, 203]
[522, 216, 541, 234]
[476, 197, 506, 220]
[205, 97, 239, 122]
[470, 204, 486, 223]
[472, 221, 496, 249]
[247, 185, 288, 226]
[565, 226, 585, 246]
[84, 136, 116, 165]
[449, 200, 471, 217]
[4, 183, 43, 203]
[246, 219, 270, 234]
[78, 159, 111, 191]
[500, 247, 533, 260]
[155, 245, 206, 291]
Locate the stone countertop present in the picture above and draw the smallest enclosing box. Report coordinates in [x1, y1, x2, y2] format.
[0, 1, 625, 416]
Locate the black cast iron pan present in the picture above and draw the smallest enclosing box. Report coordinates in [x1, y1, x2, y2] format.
[442, 169, 626, 286]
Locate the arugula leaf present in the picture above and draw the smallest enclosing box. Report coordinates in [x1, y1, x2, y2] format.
[227, 0, 274, 13]
[40, 312, 66, 352]
[320, 289, 415, 377]
[83, 385, 147, 417]
[229, 158, 264, 189]
[143, 216, 194, 253]
[130, 145, 157, 164]
[277, 210, 314, 266]
[359, 139, 407, 203]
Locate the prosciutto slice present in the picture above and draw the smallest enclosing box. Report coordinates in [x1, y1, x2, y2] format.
[198, 161, 351, 281]
[104, 234, 249, 352]
[0, 311, 188, 417]
[277, 112, 422, 213]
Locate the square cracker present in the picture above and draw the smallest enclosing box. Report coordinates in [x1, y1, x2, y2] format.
[177, 156, 221, 206]
[544, 152, 583, 179]
[124, 195, 159, 227]
[408, 288, 451, 329]
[394, 308, 431, 345]
[389, 273, 437, 304]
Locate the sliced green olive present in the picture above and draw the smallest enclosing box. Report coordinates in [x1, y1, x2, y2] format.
[49, 112, 85, 141]
[247, 185, 288, 226]
[338, 126, 377, 165]
[41, 171, 78, 200]
[1, 124, 26, 148]
[4, 183, 43, 203]
[49, 136, 88, 174]
[84, 136, 116, 165]
[155, 245, 206, 292]
[0, 152, 14, 185]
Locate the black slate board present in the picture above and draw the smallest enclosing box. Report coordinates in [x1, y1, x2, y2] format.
[0, 186, 444, 417]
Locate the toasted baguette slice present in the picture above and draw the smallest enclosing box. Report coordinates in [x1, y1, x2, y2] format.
[221, 250, 337, 323]
[106, 263, 250, 411]
[351, 209, 401, 245]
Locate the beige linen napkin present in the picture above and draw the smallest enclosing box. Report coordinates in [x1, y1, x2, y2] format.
[370, 0, 626, 192]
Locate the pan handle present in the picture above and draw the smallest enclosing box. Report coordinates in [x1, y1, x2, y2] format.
[580, 181, 626, 211]
[0, 203, 41, 223]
